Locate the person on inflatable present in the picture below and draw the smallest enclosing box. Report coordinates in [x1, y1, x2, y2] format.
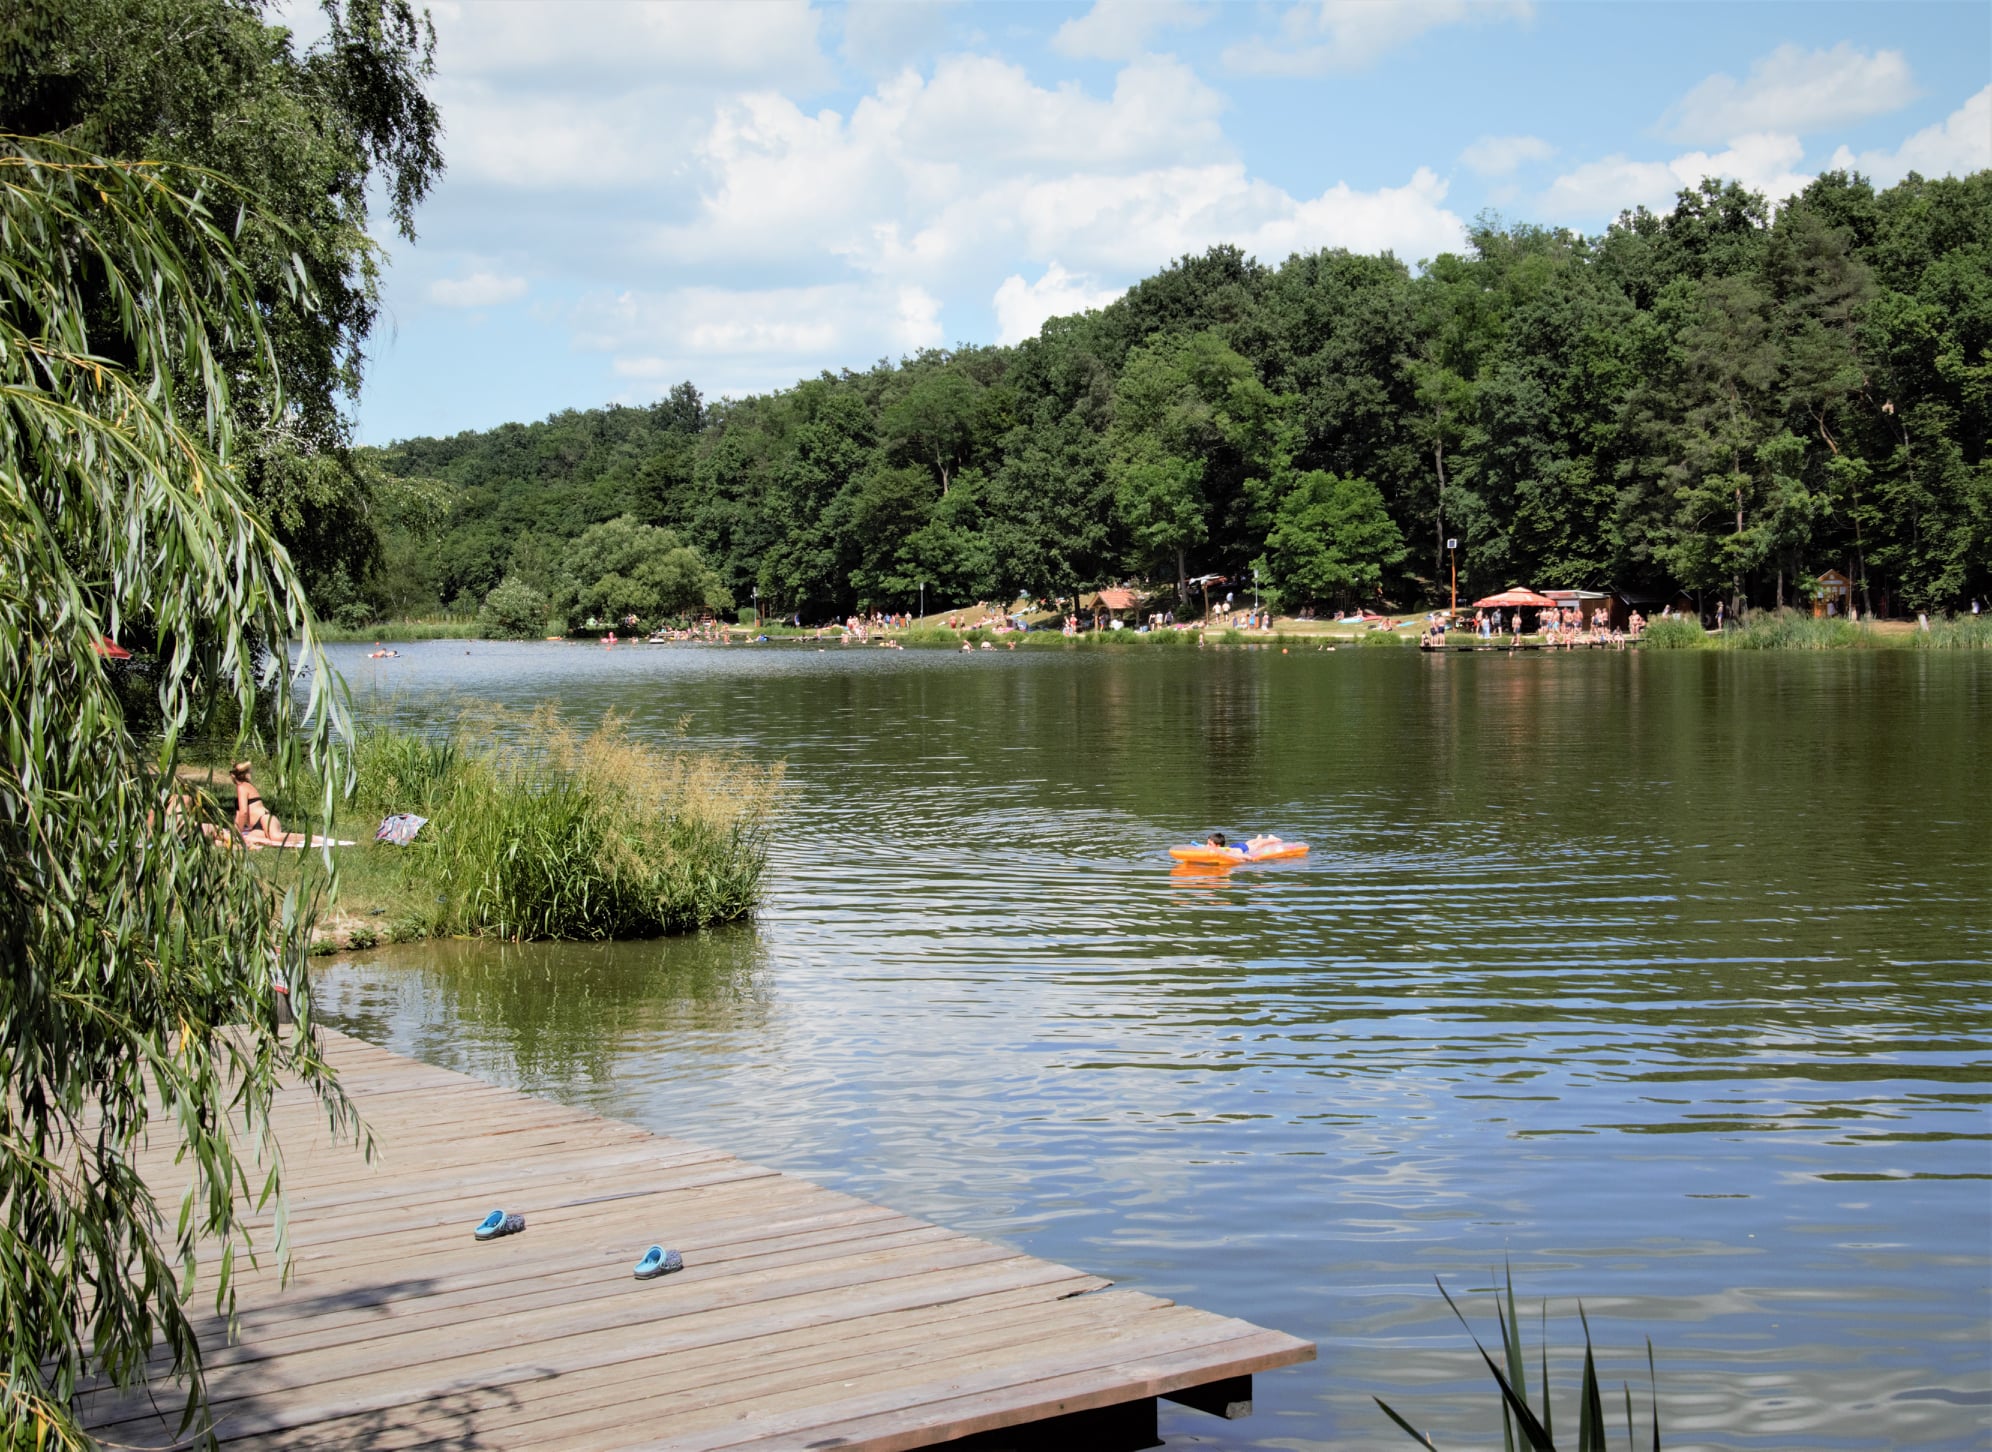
[1206, 831, 1288, 860]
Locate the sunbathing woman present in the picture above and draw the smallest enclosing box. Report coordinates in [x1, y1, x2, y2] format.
[231, 761, 303, 848]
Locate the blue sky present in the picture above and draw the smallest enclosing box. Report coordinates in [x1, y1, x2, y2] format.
[304, 1, 1992, 445]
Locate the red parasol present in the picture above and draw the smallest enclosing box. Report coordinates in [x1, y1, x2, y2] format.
[1472, 589, 1555, 609]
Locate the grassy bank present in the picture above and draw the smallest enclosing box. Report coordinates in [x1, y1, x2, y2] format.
[237, 708, 782, 951]
[1644, 610, 1992, 651]
[316, 616, 482, 642]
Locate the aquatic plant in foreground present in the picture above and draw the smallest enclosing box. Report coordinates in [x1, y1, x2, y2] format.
[1377, 1269, 1660, 1451]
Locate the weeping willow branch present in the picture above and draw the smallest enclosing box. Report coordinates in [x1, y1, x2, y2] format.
[0, 136, 356, 1450]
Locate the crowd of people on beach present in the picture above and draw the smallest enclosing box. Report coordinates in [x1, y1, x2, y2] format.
[1454, 605, 1647, 648]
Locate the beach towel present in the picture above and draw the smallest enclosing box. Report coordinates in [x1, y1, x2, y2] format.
[375, 813, 428, 845]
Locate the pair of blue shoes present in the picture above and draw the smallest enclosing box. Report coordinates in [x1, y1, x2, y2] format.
[472, 1210, 682, 1280]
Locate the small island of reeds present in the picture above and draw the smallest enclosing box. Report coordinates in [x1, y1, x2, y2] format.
[219, 707, 782, 952]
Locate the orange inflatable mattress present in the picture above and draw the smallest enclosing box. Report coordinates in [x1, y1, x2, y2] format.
[1169, 841, 1309, 865]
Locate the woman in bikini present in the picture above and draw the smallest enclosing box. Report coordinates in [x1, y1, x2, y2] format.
[231, 761, 302, 847]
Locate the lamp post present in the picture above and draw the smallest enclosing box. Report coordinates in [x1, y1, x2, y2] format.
[919, 580, 924, 622]
[1446, 538, 1458, 619]
[751, 584, 759, 628]
[1252, 567, 1260, 624]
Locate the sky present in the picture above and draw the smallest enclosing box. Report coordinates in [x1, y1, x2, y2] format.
[293, 1, 1992, 445]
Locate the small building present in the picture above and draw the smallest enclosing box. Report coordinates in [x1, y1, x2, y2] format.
[1813, 569, 1853, 618]
[1542, 589, 1612, 628]
[1087, 586, 1139, 629]
[1609, 586, 1696, 631]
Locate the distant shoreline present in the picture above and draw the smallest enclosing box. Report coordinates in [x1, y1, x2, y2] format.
[322, 612, 1990, 652]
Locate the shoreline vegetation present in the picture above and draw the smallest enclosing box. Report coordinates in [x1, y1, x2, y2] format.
[213, 707, 780, 954]
[332, 606, 1992, 652]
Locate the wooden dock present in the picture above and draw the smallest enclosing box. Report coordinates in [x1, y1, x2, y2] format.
[80, 1030, 1313, 1450]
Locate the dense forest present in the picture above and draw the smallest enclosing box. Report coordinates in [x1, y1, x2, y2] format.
[356, 169, 1992, 630]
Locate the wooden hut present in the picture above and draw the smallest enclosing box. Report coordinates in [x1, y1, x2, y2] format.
[1610, 586, 1696, 631]
[1542, 588, 1611, 629]
[1088, 586, 1138, 630]
[1813, 569, 1853, 618]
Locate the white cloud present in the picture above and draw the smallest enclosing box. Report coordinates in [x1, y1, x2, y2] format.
[1051, 1, 1210, 62]
[1459, 134, 1554, 177]
[651, 53, 1230, 273]
[421, 1, 834, 192]
[427, 270, 528, 308]
[841, 0, 961, 76]
[1543, 133, 1814, 221]
[1224, 0, 1531, 77]
[429, 0, 829, 89]
[1829, 85, 1992, 185]
[993, 264, 1126, 345]
[573, 278, 942, 398]
[1662, 43, 1918, 145]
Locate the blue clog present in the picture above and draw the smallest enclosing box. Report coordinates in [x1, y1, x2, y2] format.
[474, 1209, 524, 1241]
[633, 1245, 684, 1280]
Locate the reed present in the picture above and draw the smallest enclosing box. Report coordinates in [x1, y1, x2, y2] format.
[279, 708, 781, 943]
[1724, 610, 1870, 650]
[316, 616, 479, 642]
[1638, 617, 1706, 650]
[1376, 1267, 1661, 1452]
[1911, 612, 1992, 649]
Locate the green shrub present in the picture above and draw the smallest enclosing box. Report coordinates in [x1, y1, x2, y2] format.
[478, 574, 551, 639]
[1361, 628, 1411, 647]
[1640, 616, 1707, 649]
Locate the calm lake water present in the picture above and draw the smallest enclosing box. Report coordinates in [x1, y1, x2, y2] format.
[311, 640, 1990, 1450]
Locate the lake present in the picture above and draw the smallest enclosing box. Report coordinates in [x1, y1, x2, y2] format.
[311, 639, 1990, 1450]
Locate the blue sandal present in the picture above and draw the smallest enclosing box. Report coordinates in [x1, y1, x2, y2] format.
[633, 1245, 683, 1280]
[474, 1209, 525, 1241]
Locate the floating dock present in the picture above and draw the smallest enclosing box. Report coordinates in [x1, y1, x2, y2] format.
[81, 1030, 1313, 1450]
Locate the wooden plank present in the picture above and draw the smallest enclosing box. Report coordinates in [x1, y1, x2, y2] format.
[686, 1328, 1315, 1452]
[84, 1257, 1108, 1444]
[79, 1029, 1315, 1451]
[82, 1245, 1060, 1436]
[222, 1287, 1173, 1452]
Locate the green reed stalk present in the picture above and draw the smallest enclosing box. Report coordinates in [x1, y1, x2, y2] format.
[1375, 1266, 1660, 1452]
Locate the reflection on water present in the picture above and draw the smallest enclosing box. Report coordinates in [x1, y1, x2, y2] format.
[313, 642, 1991, 1449]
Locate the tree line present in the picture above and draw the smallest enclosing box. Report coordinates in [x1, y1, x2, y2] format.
[361, 169, 1991, 630]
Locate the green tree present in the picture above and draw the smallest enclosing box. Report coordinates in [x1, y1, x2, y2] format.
[1108, 331, 1273, 601]
[1, 143, 352, 1451]
[882, 361, 979, 497]
[478, 575, 551, 639]
[2, 0, 444, 597]
[1260, 471, 1407, 607]
[555, 515, 731, 626]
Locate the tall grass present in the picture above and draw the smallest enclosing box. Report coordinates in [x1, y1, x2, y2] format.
[316, 616, 480, 642]
[1725, 610, 1870, 650]
[1639, 617, 1706, 650]
[1913, 612, 1992, 649]
[341, 707, 781, 940]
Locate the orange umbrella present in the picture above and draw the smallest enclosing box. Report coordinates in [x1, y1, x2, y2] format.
[93, 637, 132, 659]
[1473, 589, 1555, 609]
